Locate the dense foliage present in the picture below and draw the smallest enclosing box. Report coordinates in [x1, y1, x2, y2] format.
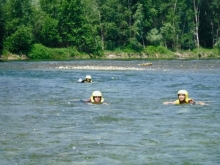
[0, 0, 220, 59]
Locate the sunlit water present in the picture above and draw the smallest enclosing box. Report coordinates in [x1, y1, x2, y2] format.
[0, 59, 220, 165]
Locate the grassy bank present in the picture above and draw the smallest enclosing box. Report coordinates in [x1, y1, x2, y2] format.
[1, 45, 220, 60]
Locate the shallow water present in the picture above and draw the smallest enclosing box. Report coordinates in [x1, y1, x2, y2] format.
[0, 59, 220, 165]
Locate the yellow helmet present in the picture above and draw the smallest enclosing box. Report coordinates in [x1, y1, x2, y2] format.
[86, 75, 92, 79]
[92, 91, 102, 97]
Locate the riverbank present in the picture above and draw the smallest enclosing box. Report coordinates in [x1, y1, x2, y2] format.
[0, 53, 28, 60]
[1, 49, 219, 60]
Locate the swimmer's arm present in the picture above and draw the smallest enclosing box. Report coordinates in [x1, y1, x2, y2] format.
[189, 99, 195, 104]
[163, 101, 176, 105]
[194, 101, 207, 105]
[83, 99, 91, 103]
[102, 102, 110, 105]
[189, 99, 207, 105]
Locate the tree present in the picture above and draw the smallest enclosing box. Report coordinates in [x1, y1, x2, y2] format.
[4, 25, 33, 53]
[0, 0, 4, 54]
[40, 15, 61, 47]
[146, 28, 162, 46]
[193, 0, 201, 48]
[178, 0, 196, 50]
[81, 0, 104, 54]
[83, 0, 105, 51]
[132, 2, 145, 48]
[160, 23, 175, 49]
[57, 0, 85, 47]
[199, 0, 220, 48]
[3, 0, 33, 54]
[39, 0, 59, 19]
[163, 0, 181, 50]
[97, 0, 132, 50]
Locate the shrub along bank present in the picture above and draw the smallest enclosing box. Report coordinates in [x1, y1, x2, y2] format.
[0, 44, 219, 60]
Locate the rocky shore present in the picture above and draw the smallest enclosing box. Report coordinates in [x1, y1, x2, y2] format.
[0, 53, 28, 60]
[0, 51, 218, 60]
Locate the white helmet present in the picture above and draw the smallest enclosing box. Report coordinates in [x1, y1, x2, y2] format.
[86, 75, 92, 79]
[92, 91, 102, 97]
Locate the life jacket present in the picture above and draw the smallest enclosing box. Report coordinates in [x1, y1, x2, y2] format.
[175, 98, 193, 104]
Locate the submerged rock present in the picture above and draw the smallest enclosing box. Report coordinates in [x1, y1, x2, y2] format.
[139, 62, 153, 66]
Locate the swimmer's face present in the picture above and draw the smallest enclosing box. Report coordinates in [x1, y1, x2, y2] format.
[178, 94, 186, 102]
[86, 78, 91, 82]
[93, 96, 101, 103]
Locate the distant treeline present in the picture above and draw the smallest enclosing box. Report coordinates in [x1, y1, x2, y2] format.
[0, 0, 220, 59]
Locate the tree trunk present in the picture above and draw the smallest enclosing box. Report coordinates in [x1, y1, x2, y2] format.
[193, 0, 200, 48]
[173, 0, 177, 49]
[98, 10, 104, 51]
[141, 31, 145, 48]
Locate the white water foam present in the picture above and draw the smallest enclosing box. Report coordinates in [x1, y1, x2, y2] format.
[55, 65, 152, 70]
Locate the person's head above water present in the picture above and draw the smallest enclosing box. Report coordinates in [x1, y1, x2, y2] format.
[85, 75, 92, 82]
[177, 90, 188, 102]
[163, 90, 206, 105]
[90, 91, 104, 103]
[176, 90, 193, 104]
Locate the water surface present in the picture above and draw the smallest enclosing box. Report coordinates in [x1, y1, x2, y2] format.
[0, 60, 220, 164]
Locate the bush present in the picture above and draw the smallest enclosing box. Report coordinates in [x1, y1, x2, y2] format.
[192, 47, 219, 58]
[28, 44, 79, 59]
[126, 38, 143, 52]
[143, 46, 173, 57]
[214, 38, 220, 54]
[28, 44, 51, 59]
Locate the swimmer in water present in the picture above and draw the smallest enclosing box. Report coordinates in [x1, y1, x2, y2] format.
[163, 90, 206, 105]
[84, 91, 104, 104]
[78, 75, 92, 83]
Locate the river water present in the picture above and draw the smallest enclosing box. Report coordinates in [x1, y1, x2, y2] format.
[0, 59, 220, 165]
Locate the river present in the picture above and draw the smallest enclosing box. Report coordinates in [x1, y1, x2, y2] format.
[0, 59, 220, 165]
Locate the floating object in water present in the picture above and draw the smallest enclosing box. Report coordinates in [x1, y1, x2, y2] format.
[139, 62, 153, 66]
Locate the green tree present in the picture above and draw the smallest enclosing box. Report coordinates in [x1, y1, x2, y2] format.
[40, 15, 61, 47]
[58, 0, 84, 48]
[82, 0, 105, 51]
[132, 2, 145, 48]
[210, 0, 220, 48]
[4, 25, 33, 53]
[199, 0, 220, 48]
[39, 0, 59, 19]
[1, 0, 219, 56]
[146, 28, 162, 46]
[160, 23, 175, 49]
[4, 0, 33, 26]
[178, 0, 196, 50]
[193, 0, 201, 48]
[4, 0, 33, 53]
[0, 0, 4, 54]
[163, 0, 181, 50]
[99, 0, 131, 50]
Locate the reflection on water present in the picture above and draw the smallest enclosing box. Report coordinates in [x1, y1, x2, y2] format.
[0, 60, 220, 164]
